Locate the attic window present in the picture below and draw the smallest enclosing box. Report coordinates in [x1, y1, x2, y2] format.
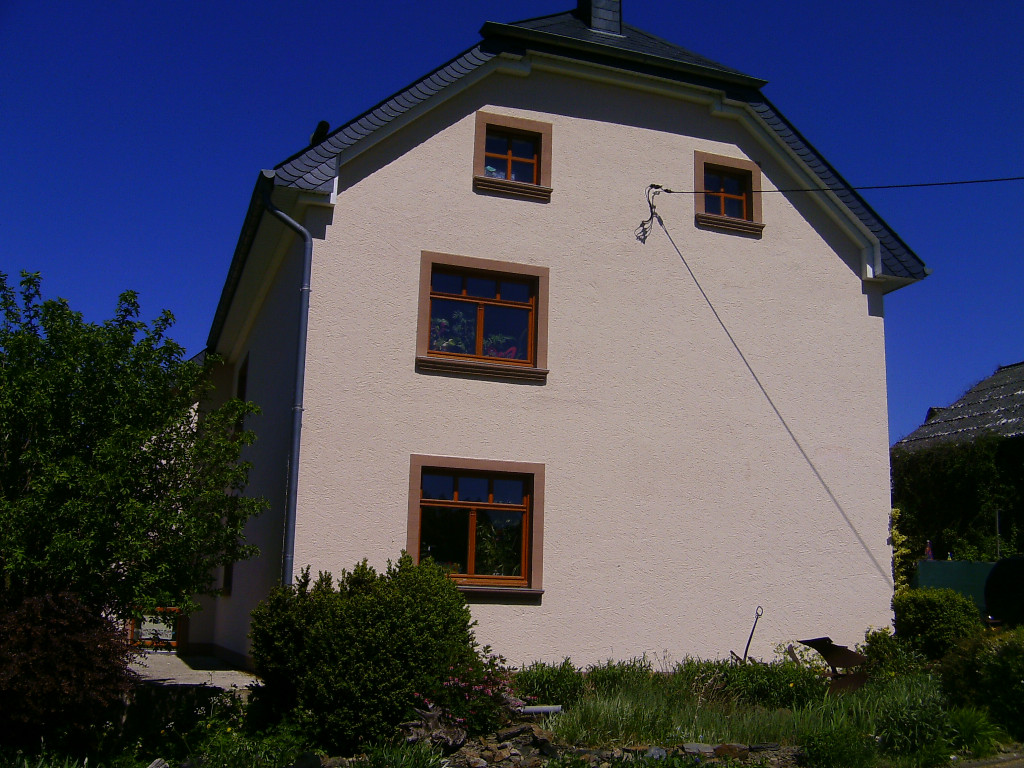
[694, 151, 765, 236]
[473, 112, 552, 202]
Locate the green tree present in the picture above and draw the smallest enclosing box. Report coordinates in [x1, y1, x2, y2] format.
[0, 271, 264, 619]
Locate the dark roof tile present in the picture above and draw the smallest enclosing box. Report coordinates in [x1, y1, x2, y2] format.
[895, 362, 1024, 451]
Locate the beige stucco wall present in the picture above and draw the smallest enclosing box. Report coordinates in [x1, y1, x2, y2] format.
[227, 62, 895, 665]
[191, 225, 305, 661]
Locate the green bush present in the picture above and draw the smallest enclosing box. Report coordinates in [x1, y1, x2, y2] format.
[585, 657, 653, 697]
[249, 555, 499, 754]
[513, 658, 586, 707]
[860, 627, 925, 679]
[0, 593, 137, 753]
[892, 587, 982, 660]
[723, 660, 828, 709]
[799, 723, 876, 768]
[946, 706, 1001, 758]
[870, 674, 950, 761]
[941, 626, 1024, 740]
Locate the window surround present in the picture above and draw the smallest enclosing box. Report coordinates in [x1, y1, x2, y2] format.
[415, 251, 550, 383]
[473, 112, 553, 202]
[407, 454, 544, 596]
[693, 150, 765, 236]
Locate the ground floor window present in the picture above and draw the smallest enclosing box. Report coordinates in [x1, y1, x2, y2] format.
[407, 455, 544, 591]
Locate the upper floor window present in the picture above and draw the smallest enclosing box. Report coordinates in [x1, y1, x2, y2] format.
[473, 112, 553, 202]
[415, 251, 549, 383]
[694, 150, 765, 236]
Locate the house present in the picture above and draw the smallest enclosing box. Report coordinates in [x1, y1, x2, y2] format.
[185, 0, 927, 668]
[894, 361, 1024, 451]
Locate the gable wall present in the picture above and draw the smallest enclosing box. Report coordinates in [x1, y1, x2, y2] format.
[289, 68, 893, 664]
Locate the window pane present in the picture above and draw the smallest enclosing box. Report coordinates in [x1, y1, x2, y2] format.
[422, 472, 454, 500]
[420, 506, 469, 574]
[510, 138, 536, 159]
[475, 510, 524, 576]
[430, 298, 477, 354]
[493, 477, 524, 504]
[510, 160, 536, 184]
[485, 135, 508, 155]
[705, 172, 722, 192]
[466, 276, 497, 299]
[704, 193, 723, 216]
[724, 197, 745, 219]
[432, 271, 463, 295]
[458, 475, 489, 502]
[722, 175, 744, 195]
[500, 280, 531, 303]
[482, 305, 530, 360]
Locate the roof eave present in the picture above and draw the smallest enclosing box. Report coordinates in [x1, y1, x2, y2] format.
[480, 20, 768, 90]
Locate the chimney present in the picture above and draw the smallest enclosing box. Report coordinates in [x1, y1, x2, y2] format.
[577, 0, 622, 35]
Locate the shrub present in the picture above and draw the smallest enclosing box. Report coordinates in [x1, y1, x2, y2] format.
[723, 660, 828, 709]
[585, 657, 653, 697]
[860, 627, 925, 679]
[892, 587, 982, 660]
[870, 674, 950, 761]
[941, 626, 1024, 740]
[947, 706, 1001, 758]
[513, 658, 586, 707]
[799, 723, 876, 768]
[249, 555, 494, 754]
[0, 592, 137, 753]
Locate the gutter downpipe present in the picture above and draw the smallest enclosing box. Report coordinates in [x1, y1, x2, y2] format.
[259, 169, 311, 587]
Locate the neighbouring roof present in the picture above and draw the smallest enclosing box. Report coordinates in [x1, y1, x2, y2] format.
[895, 362, 1024, 451]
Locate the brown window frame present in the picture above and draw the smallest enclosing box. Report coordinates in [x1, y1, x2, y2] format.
[473, 112, 553, 202]
[407, 455, 544, 594]
[694, 150, 765, 236]
[415, 251, 549, 383]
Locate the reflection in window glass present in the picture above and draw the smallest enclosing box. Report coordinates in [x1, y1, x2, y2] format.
[500, 281, 530, 302]
[458, 475, 489, 502]
[493, 477, 524, 504]
[433, 272, 463, 295]
[430, 298, 477, 354]
[466, 277, 497, 299]
[422, 473, 454, 500]
[482, 305, 529, 360]
[475, 510, 524, 576]
[420, 507, 469, 574]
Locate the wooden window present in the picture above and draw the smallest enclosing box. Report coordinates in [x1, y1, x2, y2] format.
[473, 112, 552, 202]
[408, 455, 544, 593]
[416, 252, 549, 382]
[694, 151, 765, 236]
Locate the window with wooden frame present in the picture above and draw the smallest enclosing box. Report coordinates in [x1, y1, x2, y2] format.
[694, 150, 765, 235]
[415, 251, 549, 382]
[473, 112, 552, 202]
[408, 455, 544, 593]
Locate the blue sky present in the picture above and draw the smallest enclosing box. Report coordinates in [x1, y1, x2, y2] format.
[2, 0, 1022, 444]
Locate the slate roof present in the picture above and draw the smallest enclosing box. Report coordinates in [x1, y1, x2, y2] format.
[895, 362, 1024, 451]
[268, 4, 925, 284]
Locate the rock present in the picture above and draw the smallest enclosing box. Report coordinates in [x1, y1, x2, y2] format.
[292, 752, 323, 768]
[322, 759, 348, 768]
[147, 760, 169, 768]
[498, 725, 533, 741]
[749, 743, 780, 752]
[714, 744, 749, 760]
[468, 758, 488, 768]
[645, 747, 667, 760]
[682, 743, 716, 757]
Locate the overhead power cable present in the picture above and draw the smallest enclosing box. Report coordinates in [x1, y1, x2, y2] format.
[637, 198, 894, 587]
